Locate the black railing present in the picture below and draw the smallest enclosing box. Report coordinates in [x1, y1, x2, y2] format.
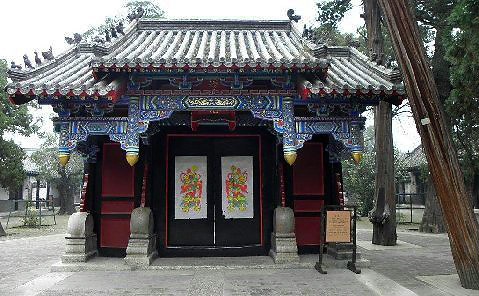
[5, 199, 57, 228]
[396, 193, 425, 224]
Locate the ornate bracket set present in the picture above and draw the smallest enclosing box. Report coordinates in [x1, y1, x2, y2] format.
[57, 94, 365, 167]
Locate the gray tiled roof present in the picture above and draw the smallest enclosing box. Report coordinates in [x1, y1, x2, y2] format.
[7, 50, 121, 97]
[303, 47, 404, 95]
[92, 19, 322, 68]
[404, 145, 427, 169]
[6, 19, 404, 100]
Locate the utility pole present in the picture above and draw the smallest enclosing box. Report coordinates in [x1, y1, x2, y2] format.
[377, 0, 479, 289]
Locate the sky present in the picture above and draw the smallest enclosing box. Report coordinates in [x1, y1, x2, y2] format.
[0, 0, 421, 152]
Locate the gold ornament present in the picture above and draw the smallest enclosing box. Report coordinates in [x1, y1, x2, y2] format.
[126, 152, 139, 166]
[352, 152, 362, 164]
[58, 154, 70, 167]
[284, 152, 297, 166]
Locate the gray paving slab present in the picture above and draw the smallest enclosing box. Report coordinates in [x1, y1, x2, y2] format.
[29, 269, 404, 296]
[0, 234, 64, 293]
[0, 225, 473, 296]
[417, 274, 479, 296]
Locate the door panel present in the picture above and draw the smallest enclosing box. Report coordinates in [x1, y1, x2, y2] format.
[214, 137, 261, 247]
[166, 135, 261, 249]
[167, 137, 214, 246]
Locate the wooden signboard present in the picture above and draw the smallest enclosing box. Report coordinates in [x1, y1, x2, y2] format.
[325, 210, 351, 243]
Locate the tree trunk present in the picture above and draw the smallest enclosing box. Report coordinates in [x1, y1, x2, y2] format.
[472, 169, 479, 209]
[364, 0, 397, 246]
[369, 101, 397, 245]
[378, 0, 479, 289]
[419, 175, 446, 233]
[58, 181, 75, 215]
[0, 221, 6, 236]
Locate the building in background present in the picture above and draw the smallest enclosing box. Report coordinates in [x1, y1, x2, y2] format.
[0, 148, 59, 212]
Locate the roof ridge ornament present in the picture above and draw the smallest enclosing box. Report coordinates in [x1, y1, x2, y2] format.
[287, 9, 301, 23]
[128, 7, 145, 22]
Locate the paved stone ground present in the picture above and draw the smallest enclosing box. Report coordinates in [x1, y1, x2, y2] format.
[357, 229, 457, 296]
[0, 228, 476, 296]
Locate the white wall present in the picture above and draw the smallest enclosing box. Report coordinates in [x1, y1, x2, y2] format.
[0, 187, 9, 201]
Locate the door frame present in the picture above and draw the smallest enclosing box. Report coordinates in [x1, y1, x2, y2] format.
[165, 134, 263, 247]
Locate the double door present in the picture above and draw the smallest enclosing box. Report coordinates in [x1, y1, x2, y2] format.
[166, 135, 262, 253]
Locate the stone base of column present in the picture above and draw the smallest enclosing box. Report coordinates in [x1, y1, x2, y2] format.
[124, 234, 157, 267]
[269, 207, 299, 264]
[61, 212, 98, 263]
[124, 207, 157, 268]
[269, 232, 299, 263]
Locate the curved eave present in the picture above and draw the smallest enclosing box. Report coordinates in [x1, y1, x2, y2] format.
[7, 77, 126, 105]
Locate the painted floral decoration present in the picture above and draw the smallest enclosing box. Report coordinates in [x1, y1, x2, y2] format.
[179, 166, 203, 212]
[225, 165, 248, 212]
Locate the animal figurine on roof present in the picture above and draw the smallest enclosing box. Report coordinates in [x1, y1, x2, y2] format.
[110, 26, 118, 38]
[65, 36, 75, 45]
[34, 52, 42, 66]
[287, 9, 301, 22]
[42, 46, 54, 61]
[105, 30, 111, 42]
[23, 54, 34, 69]
[74, 33, 82, 44]
[93, 36, 104, 44]
[65, 33, 82, 45]
[10, 61, 22, 70]
[116, 22, 125, 35]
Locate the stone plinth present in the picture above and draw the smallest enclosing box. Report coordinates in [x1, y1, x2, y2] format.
[327, 243, 361, 260]
[269, 207, 299, 263]
[62, 212, 97, 263]
[475, 209, 479, 223]
[124, 207, 157, 267]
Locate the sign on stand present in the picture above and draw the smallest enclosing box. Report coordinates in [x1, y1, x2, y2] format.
[325, 211, 351, 243]
[315, 205, 360, 274]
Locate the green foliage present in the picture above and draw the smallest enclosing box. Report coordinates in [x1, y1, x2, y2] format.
[82, 0, 164, 41]
[22, 202, 39, 227]
[342, 126, 376, 216]
[0, 59, 37, 191]
[31, 134, 83, 214]
[124, 0, 164, 18]
[317, 0, 352, 29]
[342, 126, 413, 216]
[445, 0, 479, 185]
[31, 134, 83, 183]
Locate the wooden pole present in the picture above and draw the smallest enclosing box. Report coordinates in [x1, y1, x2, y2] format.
[377, 0, 479, 289]
[364, 0, 397, 246]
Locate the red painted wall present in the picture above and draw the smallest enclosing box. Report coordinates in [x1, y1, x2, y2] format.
[292, 143, 324, 195]
[292, 142, 325, 246]
[100, 143, 135, 249]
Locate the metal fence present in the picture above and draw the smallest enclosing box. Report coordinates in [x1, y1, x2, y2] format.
[396, 193, 425, 224]
[5, 199, 57, 228]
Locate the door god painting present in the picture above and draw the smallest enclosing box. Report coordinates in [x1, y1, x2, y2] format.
[221, 156, 254, 219]
[175, 156, 207, 219]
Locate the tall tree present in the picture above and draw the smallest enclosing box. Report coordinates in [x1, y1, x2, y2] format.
[378, 0, 479, 289]
[362, 0, 397, 246]
[31, 134, 83, 215]
[318, 0, 397, 245]
[0, 58, 37, 235]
